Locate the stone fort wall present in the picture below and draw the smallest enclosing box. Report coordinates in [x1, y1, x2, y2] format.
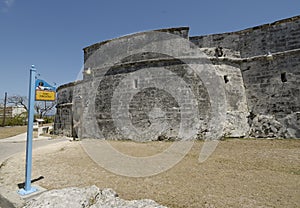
[54, 15, 300, 139]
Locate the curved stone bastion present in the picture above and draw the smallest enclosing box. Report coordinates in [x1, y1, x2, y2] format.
[54, 15, 300, 140]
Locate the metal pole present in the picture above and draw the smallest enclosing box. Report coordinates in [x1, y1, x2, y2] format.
[2, 92, 7, 127]
[18, 65, 37, 195]
[44, 101, 46, 119]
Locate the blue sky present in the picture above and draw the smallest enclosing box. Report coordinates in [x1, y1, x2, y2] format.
[0, 0, 299, 100]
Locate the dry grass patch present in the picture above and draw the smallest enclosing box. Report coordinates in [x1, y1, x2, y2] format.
[1, 139, 299, 208]
[0, 126, 26, 139]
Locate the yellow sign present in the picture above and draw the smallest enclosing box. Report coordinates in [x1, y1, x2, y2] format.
[35, 90, 56, 101]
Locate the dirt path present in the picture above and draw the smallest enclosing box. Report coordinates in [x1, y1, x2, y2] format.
[0, 139, 299, 208]
[0, 133, 67, 164]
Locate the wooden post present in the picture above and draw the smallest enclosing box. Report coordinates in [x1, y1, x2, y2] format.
[2, 92, 7, 127]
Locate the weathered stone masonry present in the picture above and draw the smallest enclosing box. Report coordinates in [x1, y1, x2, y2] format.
[55, 15, 300, 139]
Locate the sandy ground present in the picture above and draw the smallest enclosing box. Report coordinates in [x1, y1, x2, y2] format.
[0, 139, 299, 208]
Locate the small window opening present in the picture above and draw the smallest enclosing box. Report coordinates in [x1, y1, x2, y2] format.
[215, 46, 223, 57]
[133, 79, 138, 88]
[224, 75, 229, 83]
[281, 72, 287, 83]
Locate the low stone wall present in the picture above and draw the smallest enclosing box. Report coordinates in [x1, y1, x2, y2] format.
[190, 15, 300, 58]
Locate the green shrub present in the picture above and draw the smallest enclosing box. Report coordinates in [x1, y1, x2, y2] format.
[5, 117, 26, 126]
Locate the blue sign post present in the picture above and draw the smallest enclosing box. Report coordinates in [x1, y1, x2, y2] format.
[18, 65, 38, 195]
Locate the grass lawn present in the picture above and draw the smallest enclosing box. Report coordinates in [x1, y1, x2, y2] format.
[0, 126, 27, 139]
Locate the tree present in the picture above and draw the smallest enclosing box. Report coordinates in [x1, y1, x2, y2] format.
[34, 101, 56, 119]
[0, 95, 27, 126]
[7, 95, 28, 111]
[7, 95, 56, 119]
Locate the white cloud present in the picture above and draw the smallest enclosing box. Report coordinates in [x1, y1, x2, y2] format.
[4, 0, 15, 7]
[1, 0, 15, 12]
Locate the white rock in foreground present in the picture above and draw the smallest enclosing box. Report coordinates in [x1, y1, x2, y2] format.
[24, 185, 166, 208]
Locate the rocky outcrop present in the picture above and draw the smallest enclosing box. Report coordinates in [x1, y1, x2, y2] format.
[248, 114, 287, 138]
[248, 112, 300, 138]
[24, 186, 166, 208]
[280, 112, 300, 138]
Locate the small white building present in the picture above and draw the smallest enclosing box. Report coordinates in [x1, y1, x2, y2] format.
[12, 106, 27, 117]
[0, 106, 27, 118]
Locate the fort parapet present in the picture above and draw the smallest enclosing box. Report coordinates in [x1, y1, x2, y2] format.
[54, 15, 300, 139]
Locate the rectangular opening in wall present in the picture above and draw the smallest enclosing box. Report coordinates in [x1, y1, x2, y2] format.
[281, 72, 287, 83]
[224, 75, 229, 83]
[133, 79, 138, 88]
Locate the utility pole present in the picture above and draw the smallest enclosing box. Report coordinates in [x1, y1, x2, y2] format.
[44, 101, 46, 118]
[2, 92, 7, 127]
